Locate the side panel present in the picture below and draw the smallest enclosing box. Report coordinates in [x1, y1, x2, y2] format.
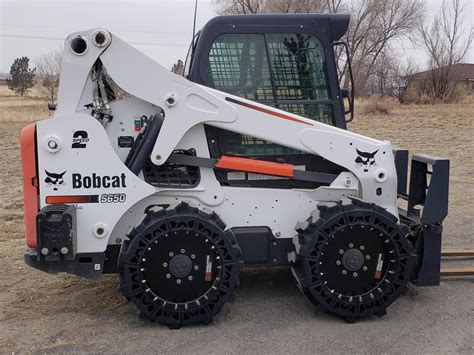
[36, 113, 155, 254]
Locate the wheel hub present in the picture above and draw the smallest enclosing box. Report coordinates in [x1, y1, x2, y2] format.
[342, 248, 365, 271]
[169, 254, 192, 278]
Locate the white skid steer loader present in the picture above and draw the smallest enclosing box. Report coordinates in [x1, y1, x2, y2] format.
[21, 14, 450, 327]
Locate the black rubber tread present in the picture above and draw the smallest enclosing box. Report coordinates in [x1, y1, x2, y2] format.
[118, 202, 243, 327]
[289, 198, 415, 322]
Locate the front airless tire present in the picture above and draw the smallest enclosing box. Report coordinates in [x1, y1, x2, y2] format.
[289, 199, 415, 322]
[119, 202, 243, 328]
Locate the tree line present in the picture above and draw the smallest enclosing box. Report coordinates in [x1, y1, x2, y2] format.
[214, 0, 473, 103]
[7, 48, 62, 103]
[7, 0, 472, 104]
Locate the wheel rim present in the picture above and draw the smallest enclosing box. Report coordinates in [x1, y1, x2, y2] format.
[318, 224, 398, 303]
[140, 229, 222, 308]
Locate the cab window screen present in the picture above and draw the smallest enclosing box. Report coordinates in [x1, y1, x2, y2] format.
[208, 33, 334, 155]
[267, 34, 330, 101]
[208, 34, 274, 101]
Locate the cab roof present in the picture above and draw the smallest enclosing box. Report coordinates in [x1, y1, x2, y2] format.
[200, 13, 350, 42]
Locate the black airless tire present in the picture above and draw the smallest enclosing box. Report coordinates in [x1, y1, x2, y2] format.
[289, 199, 415, 322]
[119, 203, 242, 328]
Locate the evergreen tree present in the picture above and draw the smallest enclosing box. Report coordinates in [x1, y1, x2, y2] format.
[7, 57, 36, 96]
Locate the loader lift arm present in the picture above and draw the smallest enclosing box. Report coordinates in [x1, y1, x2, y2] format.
[56, 27, 400, 216]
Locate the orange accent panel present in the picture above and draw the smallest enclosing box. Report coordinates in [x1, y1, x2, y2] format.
[215, 156, 294, 177]
[20, 123, 38, 248]
[46, 195, 92, 204]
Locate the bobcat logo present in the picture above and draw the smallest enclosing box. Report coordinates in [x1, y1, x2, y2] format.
[44, 170, 66, 190]
[355, 149, 378, 172]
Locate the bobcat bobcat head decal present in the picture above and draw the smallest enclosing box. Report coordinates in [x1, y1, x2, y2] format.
[44, 170, 66, 190]
[355, 149, 378, 172]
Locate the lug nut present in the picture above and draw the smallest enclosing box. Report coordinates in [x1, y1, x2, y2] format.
[336, 260, 341, 265]
[363, 266, 368, 271]
[360, 245, 365, 251]
[366, 255, 371, 260]
[169, 252, 174, 257]
[349, 243, 354, 248]
[339, 249, 344, 254]
[60, 247, 68, 255]
[188, 276, 193, 281]
[194, 265, 199, 270]
[163, 262, 168, 267]
[176, 279, 181, 284]
[166, 274, 171, 279]
[41, 248, 49, 255]
[342, 270, 347, 275]
[191, 254, 196, 259]
[180, 249, 185, 254]
[353, 272, 358, 277]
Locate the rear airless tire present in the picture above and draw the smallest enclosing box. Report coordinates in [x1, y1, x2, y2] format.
[119, 202, 243, 328]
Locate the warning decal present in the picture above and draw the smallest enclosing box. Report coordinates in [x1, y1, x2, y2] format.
[205, 255, 212, 282]
[375, 253, 384, 279]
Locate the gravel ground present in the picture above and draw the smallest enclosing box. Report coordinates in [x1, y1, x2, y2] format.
[0, 91, 472, 353]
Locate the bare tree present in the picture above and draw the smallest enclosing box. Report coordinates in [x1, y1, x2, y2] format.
[394, 59, 419, 102]
[366, 50, 395, 96]
[345, 0, 424, 96]
[213, 0, 423, 97]
[214, 0, 265, 14]
[419, 0, 473, 101]
[365, 51, 418, 100]
[214, 0, 329, 14]
[35, 48, 63, 104]
[326, 0, 344, 13]
[265, 0, 328, 13]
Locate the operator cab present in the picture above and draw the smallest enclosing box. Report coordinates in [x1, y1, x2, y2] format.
[186, 14, 353, 128]
[184, 14, 353, 189]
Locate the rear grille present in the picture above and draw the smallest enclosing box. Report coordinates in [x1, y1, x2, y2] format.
[143, 149, 200, 188]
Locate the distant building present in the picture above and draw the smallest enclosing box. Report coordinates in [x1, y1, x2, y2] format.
[403, 63, 474, 96]
[0, 73, 8, 85]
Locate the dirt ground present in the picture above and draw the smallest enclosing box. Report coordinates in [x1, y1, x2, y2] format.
[0, 87, 472, 353]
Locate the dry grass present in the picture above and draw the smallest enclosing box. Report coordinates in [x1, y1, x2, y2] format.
[0, 85, 50, 123]
[356, 96, 397, 116]
[349, 97, 474, 248]
[0, 86, 472, 351]
[0, 85, 52, 239]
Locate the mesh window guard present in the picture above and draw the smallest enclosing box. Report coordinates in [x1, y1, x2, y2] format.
[208, 33, 334, 155]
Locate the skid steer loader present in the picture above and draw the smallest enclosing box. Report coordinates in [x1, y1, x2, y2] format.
[20, 14, 450, 327]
